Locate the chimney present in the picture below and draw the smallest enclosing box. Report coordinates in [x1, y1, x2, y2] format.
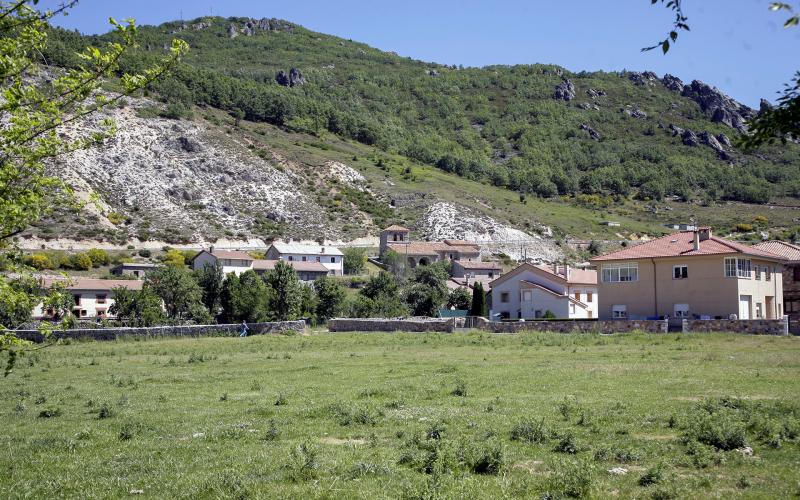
[209, 245, 215, 253]
[553, 262, 559, 275]
[692, 231, 700, 251]
[565, 265, 571, 280]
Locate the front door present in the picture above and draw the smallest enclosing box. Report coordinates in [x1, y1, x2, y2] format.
[739, 295, 752, 320]
[765, 296, 774, 319]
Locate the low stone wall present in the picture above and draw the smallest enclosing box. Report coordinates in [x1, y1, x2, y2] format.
[682, 317, 789, 335]
[328, 318, 454, 333]
[482, 319, 669, 334]
[12, 321, 306, 343]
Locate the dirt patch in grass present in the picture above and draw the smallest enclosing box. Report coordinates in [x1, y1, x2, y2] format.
[319, 436, 367, 446]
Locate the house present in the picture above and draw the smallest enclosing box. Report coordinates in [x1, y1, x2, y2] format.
[110, 262, 157, 278]
[753, 240, 800, 325]
[191, 247, 254, 275]
[489, 262, 598, 320]
[33, 277, 144, 319]
[451, 260, 502, 279]
[379, 225, 481, 268]
[590, 228, 785, 322]
[252, 259, 330, 282]
[266, 242, 343, 276]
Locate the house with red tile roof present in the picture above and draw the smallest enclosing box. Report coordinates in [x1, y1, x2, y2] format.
[191, 247, 254, 275]
[753, 240, 800, 324]
[488, 262, 598, 320]
[590, 228, 786, 322]
[378, 224, 484, 269]
[33, 277, 144, 319]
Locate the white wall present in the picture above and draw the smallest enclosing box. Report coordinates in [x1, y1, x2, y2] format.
[490, 268, 597, 320]
[192, 253, 252, 276]
[34, 291, 115, 319]
[274, 253, 342, 276]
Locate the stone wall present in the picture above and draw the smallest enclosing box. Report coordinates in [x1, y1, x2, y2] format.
[481, 319, 669, 334]
[682, 317, 789, 335]
[328, 318, 454, 333]
[12, 321, 306, 343]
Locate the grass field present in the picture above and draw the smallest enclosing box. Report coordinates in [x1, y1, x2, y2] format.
[2, 331, 799, 498]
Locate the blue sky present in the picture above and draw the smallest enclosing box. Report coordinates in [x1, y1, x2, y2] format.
[42, 0, 798, 107]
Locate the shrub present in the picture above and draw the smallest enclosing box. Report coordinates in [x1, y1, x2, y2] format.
[287, 442, 318, 481]
[544, 457, 594, 498]
[37, 407, 61, 418]
[274, 393, 287, 406]
[119, 423, 135, 441]
[263, 419, 280, 441]
[553, 432, 578, 454]
[467, 439, 505, 475]
[87, 248, 110, 267]
[510, 418, 548, 444]
[450, 381, 467, 397]
[638, 465, 664, 487]
[69, 252, 93, 271]
[426, 421, 446, 440]
[97, 402, 114, 419]
[735, 223, 754, 232]
[25, 253, 54, 270]
[683, 408, 747, 450]
[138, 249, 152, 258]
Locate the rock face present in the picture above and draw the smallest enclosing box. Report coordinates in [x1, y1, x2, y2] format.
[681, 129, 699, 147]
[621, 106, 647, 119]
[671, 124, 733, 160]
[276, 68, 305, 87]
[681, 80, 755, 132]
[417, 202, 561, 261]
[717, 133, 731, 147]
[580, 123, 601, 141]
[48, 97, 332, 241]
[662, 73, 684, 93]
[628, 71, 657, 86]
[553, 79, 576, 101]
[759, 98, 772, 115]
[227, 24, 238, 39]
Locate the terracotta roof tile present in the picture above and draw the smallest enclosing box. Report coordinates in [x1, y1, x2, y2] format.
[42, 277, 144, 291]
[753, 240, 800, 262]
[455, 260, 502, 270]
[383, 225, 410, 232]
[532, 264, 598, 285]
[590, 231, 785, 262]
[209, 249, 253, 260]
[252, 259, 329, 272]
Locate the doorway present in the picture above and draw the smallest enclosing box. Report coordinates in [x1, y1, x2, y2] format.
[739, 295, 752, 320]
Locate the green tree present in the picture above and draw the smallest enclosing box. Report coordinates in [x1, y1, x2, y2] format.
[109, 287, 166, 326]
[470, 282, 487, 317]
[404, 263, 450, 316]
[263, 261, 302, 320]
[447, 287, 472, 310]
[343, 247, 367, 275]
[145, 266, 209, 322]
[357, 271, 408, 317]
[161, 249, 187, 267]
[70, 252, 93, 271]
[86, 248, 110, 267]
[195, 262, 224, 316]
[219, 270, 272, 323]
[41, 281, 75, 320]
[313, 275, 346, 322]
[0, 276, 40, 328]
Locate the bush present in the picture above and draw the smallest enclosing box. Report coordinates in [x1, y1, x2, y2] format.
[544, 457, 594, 498]
[25, 253, 54, 270]
[287, 442, 318, 481]
[638, 465, 664, 487]
[69, 252, 93, 271]
[138, 249, 152, 258]
[510, 418, 548, 444]
[553, 432, 578, 454]
[466, 439, 505, 475]
[735, 223, 754, 232]
[683, 408, 747, 450]
[87, 248, 110, 267]
[450, 381, 467, 397]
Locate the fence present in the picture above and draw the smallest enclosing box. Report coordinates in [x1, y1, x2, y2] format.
[12, 320, 306, 343]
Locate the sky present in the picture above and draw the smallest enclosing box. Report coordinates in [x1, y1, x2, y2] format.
[41, 0, 799, 107]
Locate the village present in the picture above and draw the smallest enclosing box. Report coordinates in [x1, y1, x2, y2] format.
[20, 223, 800, 334]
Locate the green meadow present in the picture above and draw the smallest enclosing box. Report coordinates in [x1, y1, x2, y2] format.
[2, 331, 799, 498]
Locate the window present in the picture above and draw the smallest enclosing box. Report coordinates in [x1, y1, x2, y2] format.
[737, 259, 752, 278]
[96, 294, 107, 305]
[316, 256, 321, 262]
[73, 294, 81, 306]
[673, 265, 688, 279]
[612, 305, 627, 319]
[302, 256, 307, 262]
[500, 292, 510, 303]
[725, 258, 737, 278]
[766, 267, 772, 281]
[330, 257, 335, 263]
[288, 256, 294, 261]
[80, 310, 87, 317]
[587, 292, 593, 303]
[725, 258, 752, 278]
[601, 264, 638, 283]
[755, 266, 761, 280]
[574, 291, 581, 301]
[488, 272, 494, 278]
[755, 302, 763, 319]
[674, 303, 689, 318]
[570, 303, 576, 314]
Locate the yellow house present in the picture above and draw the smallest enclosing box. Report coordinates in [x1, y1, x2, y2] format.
[590, 228, 785, 322]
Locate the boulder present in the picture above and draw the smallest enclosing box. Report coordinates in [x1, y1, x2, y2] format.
[621, 106, 647, 119]
[628, 71, 657, 86]
[662, 73, 684, 92]
[668, 124, 684, 136]
[288, 67, 306, 86]
[699, 131, 723, 152]
[717, 133, 732, 147]
[553, 79, 576, 101]
[227, 23, 238, 39]
[681, 80, 755, 132]
[586, 88, 606, 99]
[759, 98, 772, 115]
[681, 129, 699, 147]
[580, 123, 601, 141]
[427, 69, 440, 77]
[275, 70, 290, 86]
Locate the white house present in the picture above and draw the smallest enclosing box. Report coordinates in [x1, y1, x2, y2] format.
[266, 242, 343, 276]
[489, 263, 598, 320]
[452, 260, 502, 280]
[252, 259, 330, 282]
[191, 248, 254, 275]
[33, 277, 144, 320]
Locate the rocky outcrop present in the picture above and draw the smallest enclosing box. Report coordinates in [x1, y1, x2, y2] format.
[580, 123, 601, 141]
[699, 132, 734, 161]
[276, 68, 306, 87]
[661, 73, 684, 93]
[681, 129, 699, 147]
[585, 88, 606, 99]
[681, 80, 755, 132]
[759, 98, 772, 115]
[670, 124, 733, 160]
[227, 24, 238, 39]
[426, 69, 440, 77]
[717, 133, 731, 147]
[621, 106, 647, 119]
[668, 123, 684, 136]
[553, 79, 576, 101]
[628, 71, 657, 86]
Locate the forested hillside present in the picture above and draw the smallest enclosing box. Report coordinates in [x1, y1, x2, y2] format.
[43, 16, 799, 207]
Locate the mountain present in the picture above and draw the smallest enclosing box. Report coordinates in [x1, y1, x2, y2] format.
[27, 16, 800, 255]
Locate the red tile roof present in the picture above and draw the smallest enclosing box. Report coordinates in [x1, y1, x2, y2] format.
[387, 240, 480, 256]
[753, 240, 800, 262]
[210, 249, 253, 260]
[590, 231, 785, 262]
[383, 225, 410, 232]
[42, 277, 144, 291]
[252, 259, 329, 272]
